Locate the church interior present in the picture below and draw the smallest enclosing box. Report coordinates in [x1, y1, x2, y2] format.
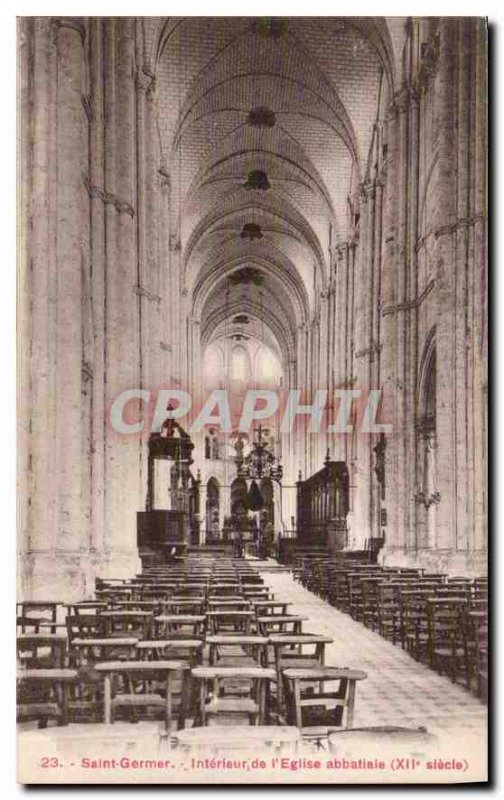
[17, 17, 488, 772]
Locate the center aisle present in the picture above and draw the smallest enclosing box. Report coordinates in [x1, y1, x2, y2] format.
[261, 569, 487, 740]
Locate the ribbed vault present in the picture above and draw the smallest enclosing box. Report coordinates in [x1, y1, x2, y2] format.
[149, 16, 396, 375]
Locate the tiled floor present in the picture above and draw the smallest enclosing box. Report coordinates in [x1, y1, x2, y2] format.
[262, 570, 488, 740]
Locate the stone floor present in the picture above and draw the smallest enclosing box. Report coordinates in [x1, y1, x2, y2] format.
[263, 570, 488, 739]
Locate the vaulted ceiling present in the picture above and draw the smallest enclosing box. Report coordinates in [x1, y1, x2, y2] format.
[145, 17, 399, 367]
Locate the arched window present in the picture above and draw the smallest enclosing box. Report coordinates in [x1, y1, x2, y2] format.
[230, 346, 249, 391]
[206, 477, 220, 537]
[205, 428, 220, 460]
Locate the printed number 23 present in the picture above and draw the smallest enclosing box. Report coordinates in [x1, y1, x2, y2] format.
[41, 757, 59, 768]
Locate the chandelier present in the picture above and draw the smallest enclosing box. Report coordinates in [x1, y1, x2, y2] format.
[236, 426, 283, 483]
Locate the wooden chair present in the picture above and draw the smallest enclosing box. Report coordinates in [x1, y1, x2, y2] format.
[346, 573, 367, 621]
[209, 583, 241, 597]
[376, 581, 402, 644]
[136, 639, 203, 719]
[400, 590, 434, 660]
[95, 587, 134, 603]
[66, 614, 105, 648]
[269, 634, 333, 717]
[171, 583, 208, 598]
[207, 599, 251, 611]
[18, 601, 63, 634]
[17, 633, 67, 669]
[107, 600, 161, 614]
[329, 570, 351, 612]
[243, 589, 274, 602]
[240, 577, 265, 587]
[65, 638, 138, 722]
[427, 598, 470, 684]
[257, 615, 306, 636]
[253, 600, 292, 617]
[66, 602, 107, 615]
[467, 610, 488, 701]
[206, 610, 254, 635]
[17, 669, 77, 727]
[163, 598, 206, 615]
[361, 577, 382, 630]
[99, 611, 152, 640]
[191, 666, 276, 726]
[473, 578, 488, 602]
[136, 639, 203, 667]
[154, 614, 206, 639]
[17, 615, 42, 634]
[206, 635, 268, 668]
[70, 637, 139, 666]
[282, 667, 367, 739]
[95, 660, 189, 731]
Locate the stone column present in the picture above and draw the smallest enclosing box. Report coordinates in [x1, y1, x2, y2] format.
[135, 63, 161, 504]
[406, 86, 420, 554]
[433, 19, 458, 555]
[452, 18, 473, 556]
[54, 17, 89, 594]
[394, 86, 411, 553]
[318, 292, 329, 464]
[327, 253, 338, 459]
[370, 179, 385, 539]
[352, 183, 374, 548]
[471, 19, 488, 562]
[379, 102, 400, 559]
[88, 18, 106, 570]
[22, 19, 59, 596]
[103, 18, 141, 577]
[17, 18, 32, 594]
